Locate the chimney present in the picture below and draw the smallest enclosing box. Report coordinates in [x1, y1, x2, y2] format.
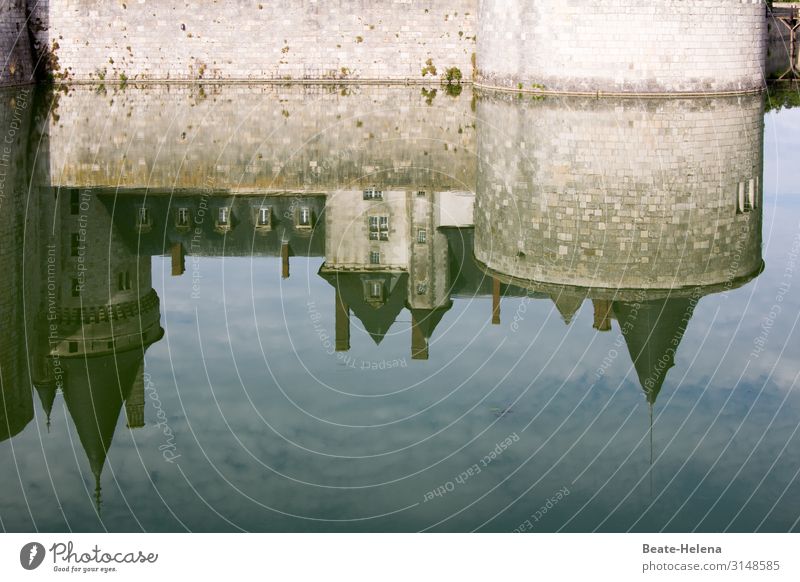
[593, 299, 613, 332]
[171, 243, 185, 276]
[335, 287, 350, 352]
[411, 312, 429, 360]
[281, 241, 290, 279]
[492, 278, 501, 325]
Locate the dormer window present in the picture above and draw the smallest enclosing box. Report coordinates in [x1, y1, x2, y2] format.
[370, 281, 384, 299]
[137, 207, 150, 227]
[218, 207, 230, 226]
[176, 207, 190, 228]
[258, 207, 271, 226]
[297, 206, 312, 228]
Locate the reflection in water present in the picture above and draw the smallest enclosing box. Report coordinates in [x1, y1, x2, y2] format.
[1, 84, 795, 532]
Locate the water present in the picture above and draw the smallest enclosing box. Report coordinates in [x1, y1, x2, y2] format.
[0, 84, 799, 532]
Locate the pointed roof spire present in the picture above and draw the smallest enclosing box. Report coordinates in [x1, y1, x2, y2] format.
[61, 350, 143, 505]
[34, 382, 57, 432]
[613, 297, 697, 405]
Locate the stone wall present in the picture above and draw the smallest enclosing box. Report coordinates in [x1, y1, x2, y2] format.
[0, 87, 35, 440]
[43, 84, 477, 192]
[27, 0, 477, 83]
[477, 0, 768, 94]
[474, 92, 764, 293]
[0, 0, 34, 86]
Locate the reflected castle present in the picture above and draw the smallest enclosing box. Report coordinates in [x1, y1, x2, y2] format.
[0, 86, 765, 500]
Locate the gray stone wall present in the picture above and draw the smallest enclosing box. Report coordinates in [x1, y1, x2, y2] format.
[0, 0, 34, 86]
[474, 92, 764, 292]
[477, 0, 768, 94]
[28, 0, 477, 83]
[0, 87, 35, 440]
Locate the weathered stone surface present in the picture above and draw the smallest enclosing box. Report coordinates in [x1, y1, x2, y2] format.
[474, 92, 764, 292]
[0, 1, 34, 86]
[477, 0, 768, 94]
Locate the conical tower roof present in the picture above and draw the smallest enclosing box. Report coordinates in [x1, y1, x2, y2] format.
[61, 349, 144, 506]
[34, 381, 57, 431]
[613, 297, 697, 404]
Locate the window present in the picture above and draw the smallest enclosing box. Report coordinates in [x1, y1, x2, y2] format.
[298, 207, 312, 227]
[417, 190, 426, 197]
[363, 187, 383, 200]
[370, 251, 381, 265]
[69, 341, 78, 354]
[736, 179, 757, 214]
[70, 190, 80, 215]
[369, 215, 389, 241]
[137, 206, 150, 227]
[70, 233, 80, 257]
[417, 229, 427, 244]
[176, 207, 190, 227]
[370, 281, 384, 299]
[71, 278, 81, 297]
[118, 271, 131, 291]
[257, 207, 271, 226]
[218, 207, 230, 226]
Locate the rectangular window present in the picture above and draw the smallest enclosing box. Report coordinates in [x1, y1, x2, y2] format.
[137, 206, 150, 226]
[417, 229, 427, 244]
[71, 278, 81, 297]
[363, 188, 383, 200]
[369, 216, 389, 241]
[70, 190, 80, 215]
[258, 207, 271, 226]
[70, 233, 80, 257]
[736, 180, 756, 214]
[370, 251, 381, 265]
[118, 271, 131, 291]
[298, 207, 311, 227]
[177, 207, 190, 227]
[370, 281, 383, 299]
[218, 207, 230, 225]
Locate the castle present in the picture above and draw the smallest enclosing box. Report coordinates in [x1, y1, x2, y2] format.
[0, 83, 766, 502]
[1, 1, 773, 94]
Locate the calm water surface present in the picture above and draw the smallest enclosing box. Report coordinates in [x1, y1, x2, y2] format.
[0, 84, 799, 532]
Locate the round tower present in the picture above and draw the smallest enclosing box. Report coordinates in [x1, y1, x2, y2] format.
[476, 0, 767, 94]
[474, 92, 765, 298]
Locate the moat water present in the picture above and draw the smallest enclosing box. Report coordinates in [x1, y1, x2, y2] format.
[0, 85, 799, 532]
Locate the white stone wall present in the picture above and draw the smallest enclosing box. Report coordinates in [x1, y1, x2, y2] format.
[29, 0, 477, 82]
[477, 0, 768, 94]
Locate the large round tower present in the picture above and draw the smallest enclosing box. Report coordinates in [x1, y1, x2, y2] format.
[474, 92, 764, 298]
